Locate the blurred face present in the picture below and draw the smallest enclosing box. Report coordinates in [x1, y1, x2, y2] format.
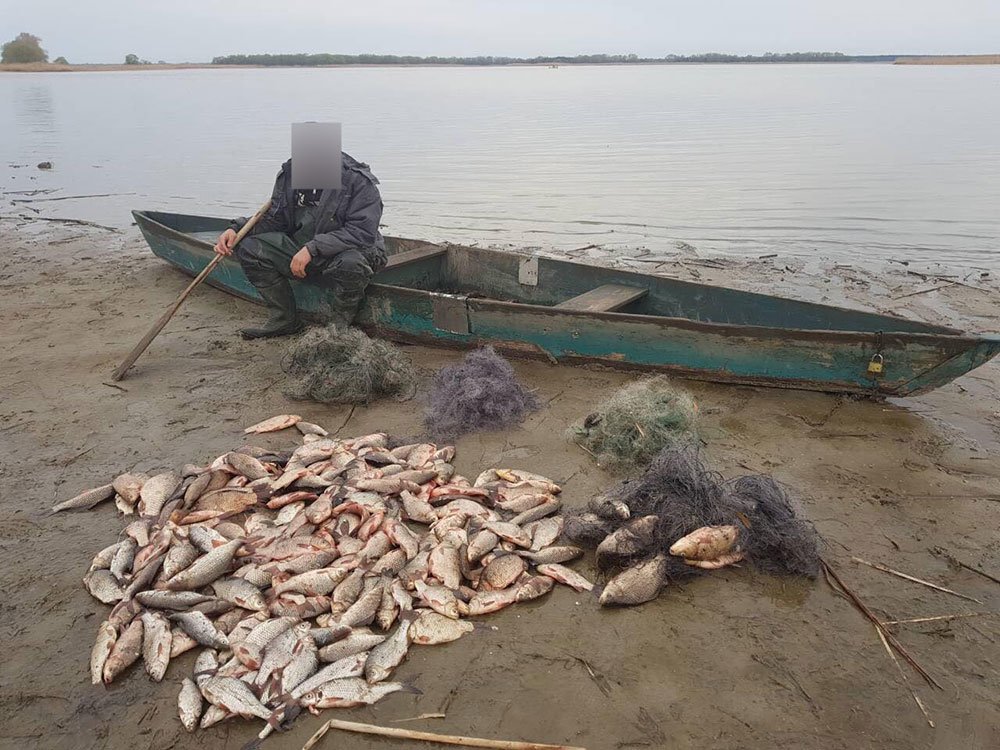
[291, 122, 342, 190]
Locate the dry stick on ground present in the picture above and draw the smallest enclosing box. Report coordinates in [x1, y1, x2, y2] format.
[883, 613, 997, 626]
[391, 714, 447, 723]
[302, 719, 586, 750]
[851, 556, 983, 604]
[821, 560, 943, 690]
[875, 624, 935, 728]
[111, 199, 271, 381]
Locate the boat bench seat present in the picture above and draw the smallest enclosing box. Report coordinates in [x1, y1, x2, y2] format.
[555, 284, 648, 313]
[383, 244, 447, 270]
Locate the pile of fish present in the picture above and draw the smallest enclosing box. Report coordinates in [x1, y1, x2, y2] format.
[60, 414, 597, 742]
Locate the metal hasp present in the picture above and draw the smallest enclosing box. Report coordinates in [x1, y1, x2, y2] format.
[431, 293, 470, 334]
[518, 256, 539, 286]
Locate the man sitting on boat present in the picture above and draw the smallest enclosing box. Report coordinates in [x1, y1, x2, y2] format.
[213, 153, 386, 338]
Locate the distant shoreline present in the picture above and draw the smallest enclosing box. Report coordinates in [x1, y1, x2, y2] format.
[2, 55, 998, 73]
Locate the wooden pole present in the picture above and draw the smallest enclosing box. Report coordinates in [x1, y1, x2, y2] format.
[111, 199, 271, 381]
[301, 718, 586, 750]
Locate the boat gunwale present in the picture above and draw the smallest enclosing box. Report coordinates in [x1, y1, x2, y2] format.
[133, 209, 981, 346]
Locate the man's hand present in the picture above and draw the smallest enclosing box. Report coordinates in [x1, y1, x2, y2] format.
[290, 247, 312, 278]
[214, 228, 238, 256]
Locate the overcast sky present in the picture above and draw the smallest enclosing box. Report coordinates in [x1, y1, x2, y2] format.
[4, 0, 998, 63]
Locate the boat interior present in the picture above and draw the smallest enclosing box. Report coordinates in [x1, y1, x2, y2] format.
[144, 211, 955, 336]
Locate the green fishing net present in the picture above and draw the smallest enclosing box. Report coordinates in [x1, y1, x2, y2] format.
[568, 376, 698, 472]
[281, 326, 417, 405]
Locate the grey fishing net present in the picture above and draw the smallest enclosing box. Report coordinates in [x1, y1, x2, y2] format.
[568, 376, 698, 472]
[565, 446, 821, 582]
[281, 325, 417, 404]
[423, 346, 539, 441]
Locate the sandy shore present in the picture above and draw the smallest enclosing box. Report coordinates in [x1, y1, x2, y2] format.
[1, 214, 999, 749]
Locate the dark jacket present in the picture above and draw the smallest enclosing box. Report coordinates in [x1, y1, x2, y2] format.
[231, 152, 386, 271]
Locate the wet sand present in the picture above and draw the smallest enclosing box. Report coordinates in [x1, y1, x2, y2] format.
[1, 217, 999, 749]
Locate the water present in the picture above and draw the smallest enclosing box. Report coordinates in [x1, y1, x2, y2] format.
[2, 64, 999, 267]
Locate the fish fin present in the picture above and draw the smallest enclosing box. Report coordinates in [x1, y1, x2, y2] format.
[399, 678, 422, 695]
[397, 609, 419, 624]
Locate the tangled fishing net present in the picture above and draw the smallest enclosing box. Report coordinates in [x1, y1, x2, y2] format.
[424, 346, 539, 441]
[281, 326, 417, 404]
[565, 446, 821, 582]
[568, 376, 698, 472]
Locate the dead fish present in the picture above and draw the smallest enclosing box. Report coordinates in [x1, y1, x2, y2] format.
[202, 676, 273, 721]
[109, 537, 137, 581]
[199, 704, 235, 729]
[103, 618, 144, 683]
[308, 622, 351, 646]
[354, 477, 420, 495]
[214, 521, 246, 539]
[374, 583, 399, 631]
[414, 580, 466, 620]
[90, 621, 117, 685]
[517, 545, 583, 565]
[599, 554, 668, 607]
[296, 421, 329, 436]
[107, 598, 143, 632]
[400, 490, 437, 524]
[481, 554, 526, 590]
[135, 590, 215, 610]
[270, 594, 331, 619]
[364, 621, 411, 684]
[485, 521, 532, 549]
[52, 483, 114, 513]
[255, 624, 305, 689]
[122, 554, 163, 599]
[170, 628, 200, 658]
[669, 525, 740, 561]
[89, 541, 122, 573]
[427, 541, 463, 589]
[466, 586, 519, 616]
[140, 611, 172, 681]
[159, 541, 197, 581]
[194, 487, 258, 514]
[383, 519, 420, 560]
[223, 451, 270, 481]
[244, 414, 302, 434]
[212, 577, 267, 611]
[178, 677, 204, 732]
[193, 648, 220, 688]
[537, 563, 593, 592]
[188, 525, 229, 553]
[291, 652, 368, 699]
[83, 569, 124, 604]
[113, 472, 148, 506]
[526, 516, 565, 550]
[164, 538, 242, 590]
[336, 583, 383, 628]
[683, 551, 745, 569]
[318, 631, 387, 663]
[408, 610, 474, 645]
[595, 515, 658, 565]
[273, 566, 350, 597]
[515, 575, 555, 602]
[183, 471, 215, 506]
[467, 529, 500, 564]
[122, 518, 152, 547]
[235, 616, 298, 669]
[138, 471, 181, 517]
[170, 611, 230, 649]
[509, 499, 562, 526]
[300, 677, 418, 712]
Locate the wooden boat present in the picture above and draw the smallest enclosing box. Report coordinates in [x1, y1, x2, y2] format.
[134, 210, 1000, 397]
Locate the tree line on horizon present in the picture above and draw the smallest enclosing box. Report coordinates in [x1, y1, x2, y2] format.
[212, 51, 897, 66]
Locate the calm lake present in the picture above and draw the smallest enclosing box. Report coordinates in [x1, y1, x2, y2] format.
[2, 64, 999, 267]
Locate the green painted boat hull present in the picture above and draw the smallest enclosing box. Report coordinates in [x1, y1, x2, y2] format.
[134, 210, 1000, 397]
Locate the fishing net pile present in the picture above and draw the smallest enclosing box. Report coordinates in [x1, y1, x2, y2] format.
[568, 376, 698, 472]
[281, 326, 416, 405]
[59, 413, 592, 745]
[423, 346, 539, 441]
[565, 446, 821, 605]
